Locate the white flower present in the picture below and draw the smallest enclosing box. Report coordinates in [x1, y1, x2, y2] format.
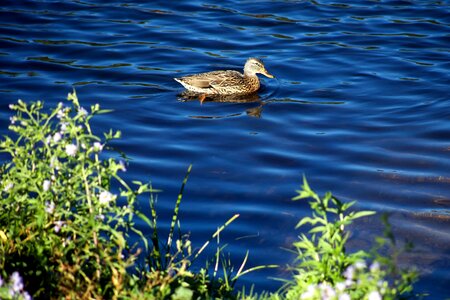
[50, 156, 59, 170]
[339, 293, 351, 300]
[301, 284, 317, 299]
[9, 104, 15, 110]
[53, 132, 62, 143]
[45, 201, 55, 214]
[43, 180, 51, 192]
[343, 266, 355, 280]
[54, 221, 65, 233]
[319, 282, 336, 300]
[56, 109, 65, 119]
[10, 272, 23, 293]
[92, 142, 103, 152]
[23, 291, 32, 300]
[4, 182, 13, 192]
[370, 261, 380, 273]
[119, 160, 127, 172]
[354, 260, 367, 270]
[336, 282, 346, 292]
[65, 144, 78, 157]
[60, 122, 68, 133]
[62, 237, 71, 248]
[45, 135, 51, 145]
[98, 191, 116, 205]
[78, 107, 88, 117]
[9, 116, 16, 124]
[345, 279, 354, 287]
[368, 291, 382, 300]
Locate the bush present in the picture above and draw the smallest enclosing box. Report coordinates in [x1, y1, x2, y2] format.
[0, 92, 419, 299]
[0, 91, 242, 299]
[244, 179, 418, 300]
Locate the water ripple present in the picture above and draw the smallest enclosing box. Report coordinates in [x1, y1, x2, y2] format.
[0, 0, 449, 296]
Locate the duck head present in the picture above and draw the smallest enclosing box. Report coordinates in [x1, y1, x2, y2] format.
[244, 57, 274, 78]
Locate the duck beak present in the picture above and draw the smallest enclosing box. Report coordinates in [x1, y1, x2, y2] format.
[262, 69, 274, 78]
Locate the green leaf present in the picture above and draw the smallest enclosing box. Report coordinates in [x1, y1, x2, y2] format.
[97, 109, 114, 115]
[351, 210, 376, 219]
[172, 286, 193, 300]
[136, 210, 153, 228]
[130, 226, 149, 251]
[309, 225, 326, 234]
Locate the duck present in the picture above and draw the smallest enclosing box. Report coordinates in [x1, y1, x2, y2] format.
[174, 58, 274, 100]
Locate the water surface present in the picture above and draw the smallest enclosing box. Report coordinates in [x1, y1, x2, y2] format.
[0, 0, 449, 297]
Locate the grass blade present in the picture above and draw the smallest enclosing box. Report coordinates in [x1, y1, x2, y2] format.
[194, 213, 240, 261]
[166, 165, 192, 264]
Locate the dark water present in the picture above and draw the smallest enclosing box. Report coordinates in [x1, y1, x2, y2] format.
[1, 0, 449, 297]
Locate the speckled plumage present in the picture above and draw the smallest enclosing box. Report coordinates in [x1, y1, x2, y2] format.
[174, 58, 274, 96]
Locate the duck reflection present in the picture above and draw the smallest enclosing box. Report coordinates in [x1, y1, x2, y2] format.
[178, 91, 265, 118]
[179, 90, 260, 103]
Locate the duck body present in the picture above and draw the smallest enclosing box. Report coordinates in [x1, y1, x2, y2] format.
[174, 58, 274, 96]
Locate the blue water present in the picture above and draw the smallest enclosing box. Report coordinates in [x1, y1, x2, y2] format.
[1, 0, 449, 297]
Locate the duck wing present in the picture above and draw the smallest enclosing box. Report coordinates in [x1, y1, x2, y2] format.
[178, 70, 244, 89]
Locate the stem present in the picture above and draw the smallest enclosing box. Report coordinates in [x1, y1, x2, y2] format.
[80, 153, 101, 279]
[81, 162, 93, 215]
[84, 120, 103, 186]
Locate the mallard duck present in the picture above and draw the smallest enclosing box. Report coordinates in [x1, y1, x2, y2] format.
[174, 58, 274, 98]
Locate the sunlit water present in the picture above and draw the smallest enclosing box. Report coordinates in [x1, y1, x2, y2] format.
[1, 0, 449, 297]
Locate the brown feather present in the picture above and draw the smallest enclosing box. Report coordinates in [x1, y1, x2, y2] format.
[174, 58, 273, 95]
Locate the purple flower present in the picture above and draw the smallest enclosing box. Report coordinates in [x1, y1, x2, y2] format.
[0, 275, 3, 287]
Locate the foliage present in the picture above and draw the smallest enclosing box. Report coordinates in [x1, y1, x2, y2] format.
[243, 178, 418, 300]
[0, 93, 419, 299]
[0, 271, 31, 300]
[0, 92, 243, 299]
